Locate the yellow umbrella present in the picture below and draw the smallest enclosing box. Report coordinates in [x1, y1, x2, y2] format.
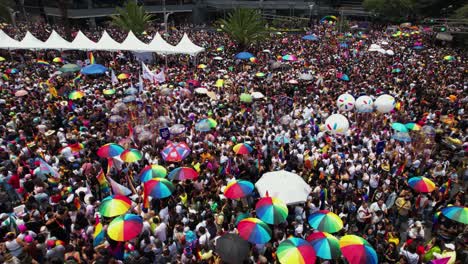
[117, 73, 130, 80]
[0, 56, 5, 62]
[197, 64, 207, 69]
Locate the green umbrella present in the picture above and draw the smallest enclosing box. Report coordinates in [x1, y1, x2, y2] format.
[59, 64, 81, 73]
[240, 93, 253, 103]
[391, 122, 409, 132]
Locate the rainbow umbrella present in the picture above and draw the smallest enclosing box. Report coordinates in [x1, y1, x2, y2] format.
[195, 118, 217, 132]
[36, 59, 50, 66]
[391, 68, 401, 73]
[306, 232, 340, 260]
[160, 142, 191, 162]
[97, 143, 125, 158]
[277, 237, 317, 264]
[443, 55, 455, 61]
[391, 122, 409, 132]
[2, 73, 8, 80]
[6, 68, 18, 74]
[107, 214, 143, 241]
[224, 180, 254, 199]
[144, 178, 175, 199]
[233, 143, 253, 155]
[53, 57, 64, 63]
[441, 206, 468, 224]
[255, 72, 265, 77]
[117, 73, 130, 80]
[433, 211, 441, 224]
[240, 93, 253, 103]
[68, 143, 84, 153]
[68, 90, 84, 100]
[168, 167, 199, 181]
[249, 57, 258, 63]
[339, 235, 378, 264]
[103, 89, 116, 95]
[308, 210, 343, 233]
[99, 195, 132, 217]
[282, 55, 297, 61]
[405, 122, 421, 131]
[237, 218, 272, 244]
[120, 149, 142, 163]
[336, 72, 349, 81]
[197, 64, 207, 69]
[0, 56, 5, 61]
[138, 165, 167, 182]
[408, 176, 436, 193]
[255, 196, 288, 225]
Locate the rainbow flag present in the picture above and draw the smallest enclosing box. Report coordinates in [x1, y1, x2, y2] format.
[96, 169, 109, 193]
[68, 143, 84, 153]
[37, 158, 60, 178]
[108, 176, 132, 196]
[2, 73, 9, 80]
[37, 59, 50, 66]
[72, 74, 82, 86]
[88, 52, 95, 64]
[93, 215, 105, 247]
[47, 177, 60, 186]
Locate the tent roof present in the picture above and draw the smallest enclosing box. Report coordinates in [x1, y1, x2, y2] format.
[0, 30, 20, 49]
[120, 31, 150, 52]
[148, 32, 176, 54]
[15, 31, 46, 50]
[96, 31, 122, 51]
[43, 30, 72, 50]
[172, 33, 205, 55]
[69, 30, 98, 50]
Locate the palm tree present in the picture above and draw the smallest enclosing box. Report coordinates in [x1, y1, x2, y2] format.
[218, 8, 269, 51]
[111, 1, 153, 36]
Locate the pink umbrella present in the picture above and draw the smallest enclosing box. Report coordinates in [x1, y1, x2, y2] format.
[15, 90, 28, 97]
[187, 80, 200, 87]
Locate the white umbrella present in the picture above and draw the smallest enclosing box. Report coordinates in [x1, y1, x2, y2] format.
[299, 73, 313, 81]
[251, 92, 265, 99]
[386, 50, 394, 56]
[255, 170, 312, 205]
[194, 87, 208, 94]
[213, 56, 223, 61]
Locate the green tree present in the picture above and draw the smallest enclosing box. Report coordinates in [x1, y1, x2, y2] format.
[0, 0, 15, 24]
[217, 8, 269, 51]
[452, 3, 468, 19]
[59, 0, 72, 40]
[111, 1, 153, 36]
[363, 0, 416, 22]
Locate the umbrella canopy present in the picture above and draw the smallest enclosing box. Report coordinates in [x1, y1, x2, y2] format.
[197, 64, 207, 69]
[255, 170, 312, 205]
[275, 135, 290, 144]
[408, 176, 436, 193]
[392, 132, 412, 142]
[107, 214, 143, 241]
[405, 122, 421, 131]
[224, 180, 254, 199]
[215, 234, 250, 264]
[233, 143, 253, 155]
[0, 56, 5, 61]
[336, 72, 350, 81]
[169, 124, 186, 135]
[68, 91, 84, 100]
[237, 218, 272, 244]
[255, 72, 266, 77]
[235, 52, 254, 60]
[6, 68, 18, 74]
[124, 87, 138, 95]
[391, 122, 409, 132]
[99, 195, 132, 217]
[138, 165, 167, 182]
[144, 178, 175, 199]
[53, 57, 63, 63]
[302, 35, 319, 41]
[307, 210, 343, 233]
[194, 87, 208, 94]
[299, 73, 313, 80]
[277, 237, 317, 264]
[59, 64, 81, 73]
[240, 93, 253, 103]
[168, 167, 199, 181]
[443, 55, 455, 61]
[255, 196, 288, 225]
[15, 90, 28, 97]
[339, 235, 378, 264]
[282, 55, 298, 61]
[196, 118, 217, 132]
[251, 91, 265, 99]
[80, 64, 107, 75]
[120, 149, 143, 163]
[97, 143, 125, 158]
[160, 142, 191, 162]
[103, 89, 116, 95]
[440, 206, 468, 224]
[306, 232, 341, 260]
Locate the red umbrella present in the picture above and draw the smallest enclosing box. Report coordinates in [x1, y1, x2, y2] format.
[187, 80, 200, 87]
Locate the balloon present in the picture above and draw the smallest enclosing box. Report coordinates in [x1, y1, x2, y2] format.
[337, 94, 355, 111]
[355, 96, 374, 113]
[374, 94, 395, 113]
[325, 114, 349, 135]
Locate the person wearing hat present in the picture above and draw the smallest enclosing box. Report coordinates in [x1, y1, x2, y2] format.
[433, 243, 457, 264]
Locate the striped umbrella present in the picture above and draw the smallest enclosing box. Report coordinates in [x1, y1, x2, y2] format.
[339, 235, 378, 264]
[308, 210, 343, 233]
[408, 176, 436, 193]
[138, 165, 167, 183]
[237, 218, 272, 244]
[277, 237, 317, 264]
[144, 178, 175, 199]
[168, 167, 199, 181]
[160, 142, 191, 162]
[441, 206, 468, 224]
[233, 143, 253, 155]
[99, 195, 131, 217]
[223, 180, 254, 199]
[107, 214, 143, 241]
[306, 232, 341, 259]
[255, 196, 288, 225]
[120, 149, 142, 163]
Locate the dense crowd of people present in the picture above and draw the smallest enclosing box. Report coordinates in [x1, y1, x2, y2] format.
[0, 16, 466, 264]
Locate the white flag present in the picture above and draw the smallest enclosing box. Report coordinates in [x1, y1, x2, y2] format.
[111, 70, 119, 85]
[141, 61, 156, 82]
[138, 74, 144, 93]
[154, 68, 166, 84]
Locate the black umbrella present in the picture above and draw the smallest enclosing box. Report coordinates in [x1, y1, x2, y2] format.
[215, 234, 250, 264]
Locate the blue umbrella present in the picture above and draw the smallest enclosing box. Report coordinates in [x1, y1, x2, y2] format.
[339, 43, 349, 48]
[275, 135, 290, 144]
[235, 52, 254, 60]
[302, 35, 319, 41]
[81, 64, 107, 75]
[392, 132, 411, 142]
[413, 45, 424, 50]
[125, 87, 138, 95]
[123, 95, 136, 103]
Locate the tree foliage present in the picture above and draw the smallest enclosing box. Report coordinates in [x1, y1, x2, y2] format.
[217, 8, 269, 50]
[111, 1, 153, 36]
[0, 0, 15, 23]
[363, 0, 416, 22]
[452, 3, 468, 19]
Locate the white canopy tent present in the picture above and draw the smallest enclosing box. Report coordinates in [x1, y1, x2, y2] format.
[120, 31, 151, 52]
[172, 33, 205, 55]
[69, 31, 98, 50]
[148, 33, 176, 54]
[15, 31, 46, 50]
[43, 30, 72, 51]
[96, 31, 123, 51]
[0, 30, 20, 49]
